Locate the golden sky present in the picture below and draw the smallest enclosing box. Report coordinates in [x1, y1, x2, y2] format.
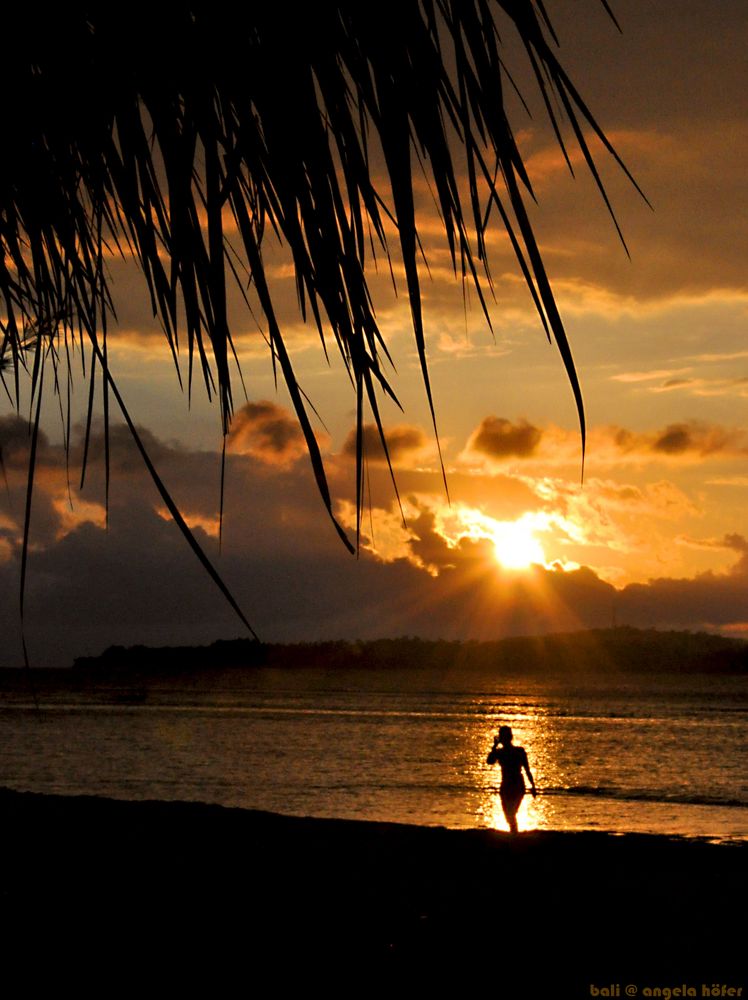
[1, 0, 747, 665]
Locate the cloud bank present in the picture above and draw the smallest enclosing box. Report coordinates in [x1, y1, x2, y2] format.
[1, 414, 746, 667]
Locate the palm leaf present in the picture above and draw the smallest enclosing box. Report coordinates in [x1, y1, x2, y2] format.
[1, 1, 645, 634]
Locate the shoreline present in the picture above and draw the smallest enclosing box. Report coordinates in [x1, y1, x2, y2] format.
[1, 787, 744, 991]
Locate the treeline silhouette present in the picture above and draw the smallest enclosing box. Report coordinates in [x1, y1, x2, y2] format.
[71, 628, 747, 677]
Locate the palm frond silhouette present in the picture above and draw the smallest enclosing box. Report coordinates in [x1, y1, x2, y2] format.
[0, 2, 644, 634]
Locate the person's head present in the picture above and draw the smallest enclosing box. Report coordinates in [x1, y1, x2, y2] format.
[498, 725, 513, 745]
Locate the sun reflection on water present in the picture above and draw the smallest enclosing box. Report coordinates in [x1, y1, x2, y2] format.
[472, 713, 559, 833]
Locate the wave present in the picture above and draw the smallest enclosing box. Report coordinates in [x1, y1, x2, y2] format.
[6, 701, 747, 731]
[542, 785, 748, 809]
[283, 780, 748, 809]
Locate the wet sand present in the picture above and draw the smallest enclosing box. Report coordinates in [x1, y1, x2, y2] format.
[1, 787, 744, 994]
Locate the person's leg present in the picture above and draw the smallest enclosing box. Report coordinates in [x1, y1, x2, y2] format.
[500, 790, 521, 833]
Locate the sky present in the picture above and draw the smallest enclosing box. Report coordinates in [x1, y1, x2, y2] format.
[2, 0, 747, 666]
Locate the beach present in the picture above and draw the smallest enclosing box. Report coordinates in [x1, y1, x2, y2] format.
[1, 787, 744, 994]
[2, 656, 745, 993]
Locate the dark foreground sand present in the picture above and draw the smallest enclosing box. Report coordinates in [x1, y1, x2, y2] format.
[1, 788, 744, 995]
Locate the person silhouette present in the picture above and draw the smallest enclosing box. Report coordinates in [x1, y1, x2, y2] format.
[487, 725, 537, 833]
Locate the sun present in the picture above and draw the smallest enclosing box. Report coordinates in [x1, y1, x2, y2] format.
[489, 518, 547, 570]
[443, 507, 549, 571]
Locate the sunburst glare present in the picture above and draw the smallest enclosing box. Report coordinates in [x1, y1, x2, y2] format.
[441, 507, 551, 571]
[489, 519, 547, 570]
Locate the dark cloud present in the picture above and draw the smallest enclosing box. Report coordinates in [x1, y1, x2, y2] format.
[341, 423, 428, 465]
[227, 401, 307, 466]
[0, 494, 621, 666]
[589, 421, 747, 460]
[591, 421, 748, 463]
[650, 422, 741, 457]
[653, 425, 693, 454]
[0, 415, 45, 457]
[2, 420, 748, 668]
[467, 417, 542, 460]
[619, 546, 748, 633]
[723, 533, 748, 556]
[462, 417, 748, 466]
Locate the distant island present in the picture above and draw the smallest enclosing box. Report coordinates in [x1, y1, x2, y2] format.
[70, 627, 748, 676]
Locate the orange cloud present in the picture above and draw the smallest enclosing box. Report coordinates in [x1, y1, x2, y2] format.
[650, 376, 748, 398]
[610, 365, 748, 399]
[462, 415, 748, 469]
[227, 401, 309, 467]
[465, 417, 542, 460]
[341, 422, 431, 466]
[618, 422, 748, 459]
[3, 408, 747, 667]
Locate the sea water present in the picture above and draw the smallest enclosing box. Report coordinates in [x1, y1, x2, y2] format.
[1, 668, 746, 842]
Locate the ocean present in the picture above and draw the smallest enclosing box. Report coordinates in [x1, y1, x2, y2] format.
[1, 666, 746, 842]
